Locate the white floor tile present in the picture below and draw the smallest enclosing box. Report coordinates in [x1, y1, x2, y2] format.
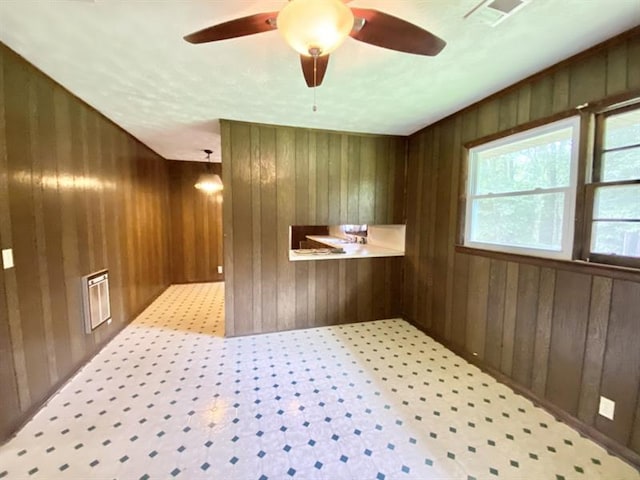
[0, 282, 637, 480]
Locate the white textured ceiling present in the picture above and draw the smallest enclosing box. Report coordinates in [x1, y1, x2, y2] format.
[0, 1, 639, 162]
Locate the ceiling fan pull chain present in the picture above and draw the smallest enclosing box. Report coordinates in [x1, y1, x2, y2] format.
[313, 54, 318, 112]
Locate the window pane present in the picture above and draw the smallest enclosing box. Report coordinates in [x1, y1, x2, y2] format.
[603, 108, 640, 150]
[602, 147, 640, 181]
[591, 221, 640, 257]
[469, 192, 565, 251]
[593, 185, 640, 220]
[475, 127, 573, 195]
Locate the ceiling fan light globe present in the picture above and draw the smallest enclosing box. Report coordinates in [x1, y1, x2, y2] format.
[277, 0, 354, 56]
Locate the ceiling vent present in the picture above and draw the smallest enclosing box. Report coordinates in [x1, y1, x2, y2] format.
[464, 0, 532, 26]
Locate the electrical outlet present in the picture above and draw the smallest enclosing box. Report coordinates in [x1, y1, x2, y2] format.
[2, 248, 14, 269]
[217, 265, 223, 274]
[598, 396, 615, 420]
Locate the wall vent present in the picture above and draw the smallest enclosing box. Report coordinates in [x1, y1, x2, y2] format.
[464, 0, 532, 26]
[82, 270, 111, 334]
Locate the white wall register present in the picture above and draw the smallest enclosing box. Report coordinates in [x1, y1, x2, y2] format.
[82, 270, 112, 334]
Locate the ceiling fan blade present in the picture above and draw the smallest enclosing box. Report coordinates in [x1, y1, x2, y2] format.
[300, 55, 329, 88]
[184, 12, 278, 44]
[349, 8, 446, 56]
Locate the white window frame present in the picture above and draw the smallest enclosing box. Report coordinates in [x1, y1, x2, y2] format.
[464, 116, 581, 260]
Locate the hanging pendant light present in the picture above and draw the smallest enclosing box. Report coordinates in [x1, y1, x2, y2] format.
[194, 149, 223, 194]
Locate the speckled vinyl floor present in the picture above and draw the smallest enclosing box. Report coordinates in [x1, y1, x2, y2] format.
[0, 282, 638, 480]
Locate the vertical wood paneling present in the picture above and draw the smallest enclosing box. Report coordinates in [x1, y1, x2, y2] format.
[346, 136, 360, 223]
[276, 127, 296, 332]
[358, 137, 375, 223]
[326, 260, 340, 325]
[295, 129, 309, 224]
[221, 121, 235, 336]
[391, 137, 406, 223]
[259, 126, 277, 334]
[316, 132, 329, 223]
[628, 36, 640, 88]
[530, 267, 555, 397]
[569, 52, 607, 106]
[167, 160, 224, 284]
[633, 385, 640, 454]
[102, 122, 125, 331]
[404, 29, 640, 459]
[232, 123, 254, 335]
[222, 121, 405, 335]
[546, 271, 591, 415]
[338, 260, 347, 323]
[498, 90, 518, 131]
[344, 258, 358, 321]
[417, 130, 432, 329]
[484, 259, 507, 370]
[432, 121, 453, 338]
[424, 126, 439, 330]
[56, 88, 85, 366]
[327, 133, 340, 225]
[339, 136, 349, 223]
[357, 259, 373, 322]
[477, 100, 500, 138]
[512, 264, 540, 388]
[0, 43, 170, 442]
[122, 135, 137, 322]
[529, 76, 553, 120]
[295, 130, 308, 329]
[444, 116, 463, 340]
[577, 276, 612, 424]
[371, 257, 386, 320]
[500, 262, 519, 376]
[465, 255, 490, 359]
[315, 260, 328, 326]
[0, 235, 21, 439]
[33, 75, 61, 382]
[551, 68, 570, 113]
[5, 51, 51, 405]
[516, 84, 532, 123]
[596, 280, 640, 446]
[450, 253, 469, 350]
[374, 138, 389, 224]
[0, 53, 22, 439]
[181, 160, 196, 282]
[403, 133, 422, 324]
[606, 41, 628, 95]
[307, 132, 318, 328]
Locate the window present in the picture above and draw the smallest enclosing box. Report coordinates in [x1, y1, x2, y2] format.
[464, 117, 580, 259]
[587, 104, 640, 266]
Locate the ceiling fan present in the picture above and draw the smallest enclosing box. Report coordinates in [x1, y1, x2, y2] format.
[184, 0, 446, 90]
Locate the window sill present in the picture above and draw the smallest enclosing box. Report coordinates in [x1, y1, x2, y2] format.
[455, 245, 640, 282]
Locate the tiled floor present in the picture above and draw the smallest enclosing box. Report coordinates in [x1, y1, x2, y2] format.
[0, 282, 638, 480]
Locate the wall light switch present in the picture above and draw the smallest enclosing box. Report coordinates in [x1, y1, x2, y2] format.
[217, 266, 223, 274]
[2, 249, 14, 270]
[598, 396, 615, 420]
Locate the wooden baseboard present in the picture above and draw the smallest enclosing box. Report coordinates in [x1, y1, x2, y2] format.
[405, 318, 640, 470]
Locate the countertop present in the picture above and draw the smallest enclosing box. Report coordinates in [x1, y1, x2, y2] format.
[289, 235, 405, 262]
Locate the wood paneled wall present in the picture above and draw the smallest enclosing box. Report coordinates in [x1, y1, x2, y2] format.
[168, 160, 223, 284]
[221, 121, 406, 336]
[404, 29, 640, 462]
[0, 44, 171, 442]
